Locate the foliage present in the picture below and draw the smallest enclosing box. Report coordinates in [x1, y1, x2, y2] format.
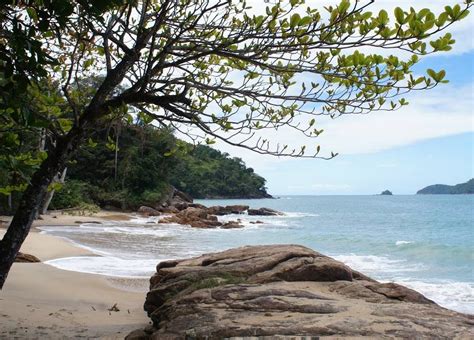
[50, 123, 271, 210]
[0, 0, 472, 287]
[170, 145, 270, 199]
[48, 179, 94, 210]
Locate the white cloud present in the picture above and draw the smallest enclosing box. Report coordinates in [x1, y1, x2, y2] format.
[213, 82, 473, 172]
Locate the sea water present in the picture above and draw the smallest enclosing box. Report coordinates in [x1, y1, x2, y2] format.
[39, 195, 474, 314]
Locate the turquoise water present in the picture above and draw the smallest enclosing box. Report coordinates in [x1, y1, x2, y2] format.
[41, 195, 473, 313]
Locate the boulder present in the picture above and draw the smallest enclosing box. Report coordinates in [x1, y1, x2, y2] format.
[138, 206, 161, 216]
[159, 207, 223, 229]
[207, 205, 249, 215]
[15, 252, 41, 263]
[131, 245, 473, 339]
[176, 207, 209, 220]
[247, 207, 282, 216]
[221, 220, 244, 229]
[189, 220, 222, 229]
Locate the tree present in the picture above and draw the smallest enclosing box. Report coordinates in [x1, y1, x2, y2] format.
[0, 0, 471, 288]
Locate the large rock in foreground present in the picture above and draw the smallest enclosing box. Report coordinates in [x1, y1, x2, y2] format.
[131, 245, 473, 339]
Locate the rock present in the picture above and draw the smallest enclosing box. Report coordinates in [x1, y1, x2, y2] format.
[247, 207, 282, 216]
[159, 207, 223, 229]
[159, 187, 193, 209]
[158, 206, 180, 214]
[15, 252, 41, 263]
[380, 190, 393, 195]
[206, 205, 249, 215]
[189, 220, 222, 228]
[188, 203, 207, 209]
[134, 245, 473, 339]
[250, 220, 264, 224]
[176, 207, 209, 220]
[125, 329, 152, 340]
[225, 205, 249, 214]
[221, 220, 244, 229]
[138, 206, 161, 216]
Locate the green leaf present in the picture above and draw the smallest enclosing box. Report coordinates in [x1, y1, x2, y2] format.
[290, 13, 301, 28]
[299, 16, 312, 26]
[26, 8, 38, 22]
[378, 10, 389, 24]
[394, 7, 404, 24]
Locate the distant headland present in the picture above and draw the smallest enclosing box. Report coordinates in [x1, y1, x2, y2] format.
[417, 179, 474, 195]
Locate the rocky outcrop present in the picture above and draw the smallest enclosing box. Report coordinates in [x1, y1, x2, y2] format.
[15, 252, 41, 263]
[158, 207, 243, 229]
[153, 187, 194, 213]
[248, 207, 282, 216]
[207, 205, 249, 215]
[143, 189, 282, 229]
[138, 206, 161, 216]
[128, 245, 473, 339]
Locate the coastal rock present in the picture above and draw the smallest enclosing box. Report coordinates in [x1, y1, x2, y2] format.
[159, 207, 223, 229]
[221, 220, 244, 229]
[207, 205, 249, 215]
[248, 207, 282, 216]
[15, 252, 41, 263]
[132, 245, 473, 339]
[138, 206, 161, 216]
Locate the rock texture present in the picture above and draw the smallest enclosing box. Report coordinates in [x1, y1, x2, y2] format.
[248, 207, 282, 216]
[15, 252, 41, 263]
[138, 206, 161, 216]
[130, 245, 473, 339]
[157, 205, 281, 229]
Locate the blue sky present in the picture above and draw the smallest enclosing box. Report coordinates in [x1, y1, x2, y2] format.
[212, 2, 474, 195]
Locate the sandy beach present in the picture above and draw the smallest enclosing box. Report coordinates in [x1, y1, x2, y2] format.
[0, 211, 149, 339]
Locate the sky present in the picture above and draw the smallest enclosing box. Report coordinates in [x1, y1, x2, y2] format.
[211, 1, 474, 195]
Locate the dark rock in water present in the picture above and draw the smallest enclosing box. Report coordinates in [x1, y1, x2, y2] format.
[221, 220, 244, 229]
[138, 206, 161, 216]
[207, 205, 249, 215]
[248, 207, 282, 216]
[130, 245, 473, 339]
[15, 252, 41, 263]
[159, 207, 223, 229]
[380, 190, 393, 195]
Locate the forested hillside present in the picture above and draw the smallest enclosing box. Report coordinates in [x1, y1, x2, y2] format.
[1, 123, 270, 213]
[416, 179, 474, 194]
[52, 125, 270, 211]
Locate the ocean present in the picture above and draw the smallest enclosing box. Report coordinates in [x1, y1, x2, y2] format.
[39, 195, 474, 314]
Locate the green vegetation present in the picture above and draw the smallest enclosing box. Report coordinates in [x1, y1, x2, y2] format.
[0, 0, 471, 288]
[416, 179, 474, 194]
[45, 123, 270, 211]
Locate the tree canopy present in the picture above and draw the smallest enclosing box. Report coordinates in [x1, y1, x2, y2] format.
[0, 0, 471, 288]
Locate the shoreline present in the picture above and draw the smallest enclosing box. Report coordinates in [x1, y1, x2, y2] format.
[0, 211, 149, 339]
[1, 206, 472, 337]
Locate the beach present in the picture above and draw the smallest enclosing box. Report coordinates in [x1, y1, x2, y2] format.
[0, 212, 149, 339]
[1, 194, 472, 337]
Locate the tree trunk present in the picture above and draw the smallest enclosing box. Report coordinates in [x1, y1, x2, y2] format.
[0, 130, 82, 289]
[40, 167, 68, 215]
[7, 194, 12, 213]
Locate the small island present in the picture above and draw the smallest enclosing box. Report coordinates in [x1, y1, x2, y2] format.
[417, 179, 474, 195]
[380, 190, 393, 195]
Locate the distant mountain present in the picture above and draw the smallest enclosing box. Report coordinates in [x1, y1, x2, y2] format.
[416, 179, 474, 195]
[380, 190, 393, 195]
